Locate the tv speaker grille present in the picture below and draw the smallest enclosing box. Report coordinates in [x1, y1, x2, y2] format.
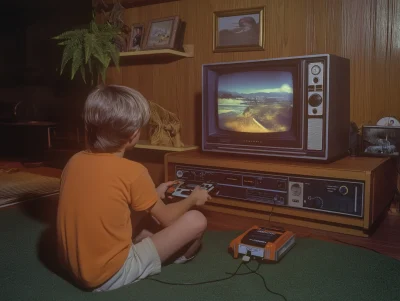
[307, 118, 323, 150]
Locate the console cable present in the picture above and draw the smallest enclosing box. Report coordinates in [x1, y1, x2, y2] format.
[147, 255, 288, 301]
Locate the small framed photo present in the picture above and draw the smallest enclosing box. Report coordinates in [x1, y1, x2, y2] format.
[361, 125, 400, 157]
[213, 7, 265, 52]
[143, 16, 181, 50]
[128, 23, 145, 51]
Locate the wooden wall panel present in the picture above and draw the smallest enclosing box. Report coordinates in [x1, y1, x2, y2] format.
[106, 0, 400, 148]
[306, 0, 343, 55]
[372, 0, 391, 121]
[388, 0, 400, 121]
[341, 0, 374, 124]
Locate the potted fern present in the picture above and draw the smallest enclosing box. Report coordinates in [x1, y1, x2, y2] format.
[53, 14, 121, 85]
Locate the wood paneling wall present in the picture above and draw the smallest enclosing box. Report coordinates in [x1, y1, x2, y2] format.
[106, 0, 400, 147]
[106, 0, 400, 152]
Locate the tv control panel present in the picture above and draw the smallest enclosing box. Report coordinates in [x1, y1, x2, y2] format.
[307, 61, 324, 117]
[174, 164, 364, 217]
[307, 61, 325, 152]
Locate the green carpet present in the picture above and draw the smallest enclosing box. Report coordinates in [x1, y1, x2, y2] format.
[1, 206, 399, 301]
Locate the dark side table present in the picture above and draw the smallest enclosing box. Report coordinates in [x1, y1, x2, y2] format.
[0, 121, 56, 162]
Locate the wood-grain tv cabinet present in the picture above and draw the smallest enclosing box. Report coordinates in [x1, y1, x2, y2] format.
[164, 150, 397, 237]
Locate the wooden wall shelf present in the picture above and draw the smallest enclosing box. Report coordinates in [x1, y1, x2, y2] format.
[120, 45, 194, 64]
[135, 140, 198, 152]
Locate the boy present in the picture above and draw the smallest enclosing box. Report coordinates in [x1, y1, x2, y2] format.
[56, 85, 211, 292]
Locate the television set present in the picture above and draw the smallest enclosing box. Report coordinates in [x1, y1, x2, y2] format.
[202, 54, 350, 162]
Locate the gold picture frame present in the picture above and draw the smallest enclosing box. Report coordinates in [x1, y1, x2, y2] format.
[213, 6, 265, 53]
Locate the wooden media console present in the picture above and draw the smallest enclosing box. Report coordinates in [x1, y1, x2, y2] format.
[164, 150, 397, 237]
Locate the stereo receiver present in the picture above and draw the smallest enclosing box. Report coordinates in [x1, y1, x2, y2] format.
[174, 164, 364, 217]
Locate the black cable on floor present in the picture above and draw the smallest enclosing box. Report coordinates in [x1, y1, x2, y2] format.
[147, 259, 288, 301]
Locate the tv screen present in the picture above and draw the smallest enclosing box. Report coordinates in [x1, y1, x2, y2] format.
[217, 71, 294, 133]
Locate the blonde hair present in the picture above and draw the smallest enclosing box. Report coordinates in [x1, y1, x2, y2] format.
[84, 85, 150, 152]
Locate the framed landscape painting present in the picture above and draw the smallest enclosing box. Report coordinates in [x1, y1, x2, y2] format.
[143, 16, 180, 50]
[213, 7, 265, 52]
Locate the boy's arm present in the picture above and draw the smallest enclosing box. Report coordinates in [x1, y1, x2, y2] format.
[148, 186, 211, 227]
[148, 196, 196, 227]
[130, 170, 210, 227]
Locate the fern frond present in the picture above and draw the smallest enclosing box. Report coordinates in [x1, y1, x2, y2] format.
[53, 29, 87, 41]
[93, 60, 107, 84]
[80, 65, 86, 84]
[99, 64, 107, 84]
[99, 41, 120, 70]
[54, 14, 121, 85]
[71, 46, 84, 80]
[108, 44, 120, 70]
[96, 55, 110, 84]
[59, 42, 76, 75]
[87, 58, 93, 76]
[98, 22, 119, 32]
[92, 43, 109, 68]
[90, 20, 99, 34]
[100, 28, 120, 39]
[84, 34, 94, 64]
[87, 59, 94, 85]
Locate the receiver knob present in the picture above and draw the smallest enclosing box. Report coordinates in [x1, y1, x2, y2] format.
[309, 94, 323, 107]
[306, 196, 323, 209]
[176, 170, 183, 178]
[314, 197, 323, 209]
[339, 185, 349, 195]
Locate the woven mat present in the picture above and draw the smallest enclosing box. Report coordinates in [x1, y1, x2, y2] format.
[0, 171, 60, 208]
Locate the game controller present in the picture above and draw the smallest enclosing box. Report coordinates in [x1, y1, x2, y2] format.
[165, 182, 183, 200]
[165, 180, 218, 200]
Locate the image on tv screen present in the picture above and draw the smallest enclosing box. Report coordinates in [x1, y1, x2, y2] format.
[217, 71, 293, 133]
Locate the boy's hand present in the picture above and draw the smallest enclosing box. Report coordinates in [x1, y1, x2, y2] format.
[189, 186, 211, 206]
[156, 180, 179, 199]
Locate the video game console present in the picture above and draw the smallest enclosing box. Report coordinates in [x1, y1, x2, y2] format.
[228, 225, 296, 262]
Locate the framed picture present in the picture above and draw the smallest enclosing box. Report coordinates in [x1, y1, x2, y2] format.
[213, 7, 265, 52]
[361, 125, 400, 157]
[143, 16, 181, 50]
[128, 23, 145, 51]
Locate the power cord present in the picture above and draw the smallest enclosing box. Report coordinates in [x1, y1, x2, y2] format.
[147, 260, 245, 286]
[226, 256, 288, 301]
[147, 255, 288, 301]
[327, 237, 383, 255]
[267, 198, 285, 231]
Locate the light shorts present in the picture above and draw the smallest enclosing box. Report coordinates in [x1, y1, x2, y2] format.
[93, 237, 161, 292]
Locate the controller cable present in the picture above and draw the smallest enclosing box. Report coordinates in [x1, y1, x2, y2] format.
[147, 255, 288, 301]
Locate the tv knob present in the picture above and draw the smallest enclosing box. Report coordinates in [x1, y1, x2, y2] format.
[309, 94, 323, 107]
[339, 185, 349, 195]
[311, 65, 321, 75]
[176, 170, 184, 178]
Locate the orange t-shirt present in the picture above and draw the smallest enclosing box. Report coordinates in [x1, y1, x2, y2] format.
[56, 151, 159, 289]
